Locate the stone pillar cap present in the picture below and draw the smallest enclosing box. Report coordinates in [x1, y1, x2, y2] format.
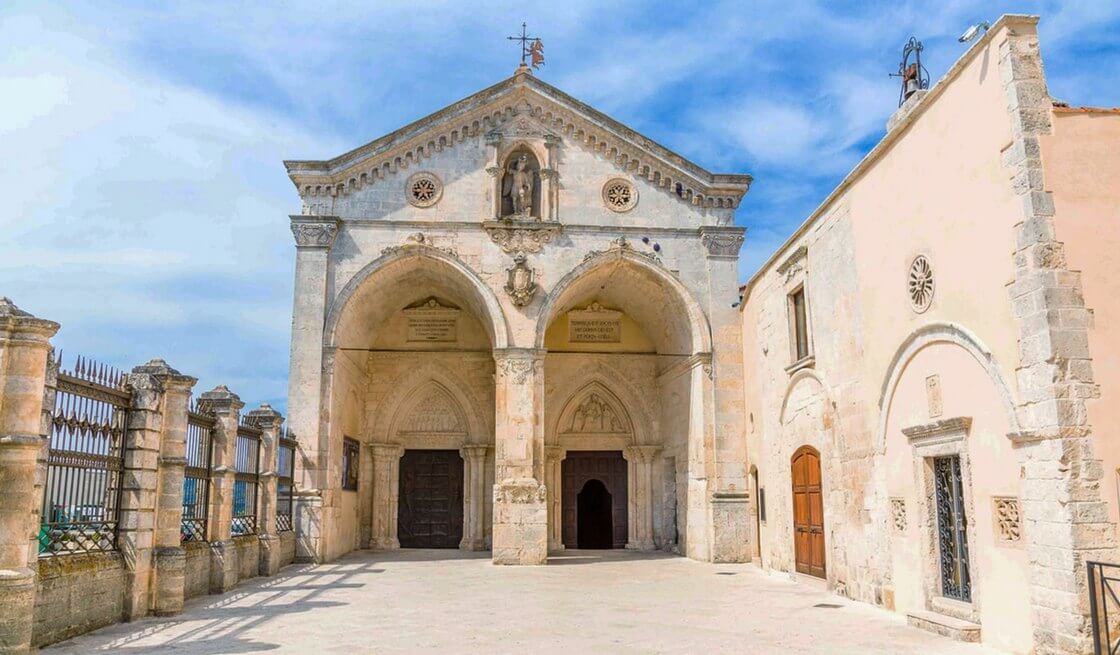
[0, 297, 31, 317]
[244, 402, 284, 428]
[132, 358, 182, 376]
[199, 384, 243, 407]
[0, 297, 60, 335]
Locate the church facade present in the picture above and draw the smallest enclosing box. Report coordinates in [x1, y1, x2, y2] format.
[284, 63, 751, 566]
[283, 15, 1120, 653]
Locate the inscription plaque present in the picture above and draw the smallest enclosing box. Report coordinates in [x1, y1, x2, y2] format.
[568, 302, 622, 344]
[404, 298, 460, 343]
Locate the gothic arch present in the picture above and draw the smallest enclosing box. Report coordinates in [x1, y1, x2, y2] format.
[325, 244, 511, 350]
[547, 362, 657, 446]
[369, 363, 491, 445]
[555, 381, 634, 437]
[535, 248, 712, 355]
[875, 321, 1022, 453]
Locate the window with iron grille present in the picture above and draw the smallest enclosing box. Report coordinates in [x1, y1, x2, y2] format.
[342, 437, 360, 491]
[277, 434, 296, 532]
[231, 423, 261, 536]
[40, 355, 128, 557]
[182, 400, 214, 543]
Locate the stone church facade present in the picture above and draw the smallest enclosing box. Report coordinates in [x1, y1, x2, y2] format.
[282, 15, 1120, 653]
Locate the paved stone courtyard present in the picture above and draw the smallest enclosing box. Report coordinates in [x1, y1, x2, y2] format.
[46, 550, 1007, 654]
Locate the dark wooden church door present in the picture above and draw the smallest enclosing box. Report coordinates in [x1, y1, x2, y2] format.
[398, 449, 463, 548]
[561, 451, 628, 549]
[792, 445, 826, 578]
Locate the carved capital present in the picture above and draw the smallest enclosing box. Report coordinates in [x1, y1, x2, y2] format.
[290, 216, 340, 249]
[493, 349, 544, 385]
[699, 227, 745, 259]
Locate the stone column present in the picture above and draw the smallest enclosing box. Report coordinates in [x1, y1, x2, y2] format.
[700, 227, 752, 563]
[492, 349, 547, 565]
[369, 443, 403, 550]
[459, 445, 490, 551]
[245, 403, 283, 576]
[684, 355, 715, 561]
[200, 385, 243, 593]
[545, 446, 565, 551]
[358, 443, 374, 549]
[135, 359, 197, 618]
[287, 215, 339, 563]
[624, 446, 659, 551]
[0, 298, 58, 654]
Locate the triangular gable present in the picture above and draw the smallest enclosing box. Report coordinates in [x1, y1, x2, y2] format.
[285, 68, 752, 209]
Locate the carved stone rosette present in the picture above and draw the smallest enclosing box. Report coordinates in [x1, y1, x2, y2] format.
[290, 216, 340, 249]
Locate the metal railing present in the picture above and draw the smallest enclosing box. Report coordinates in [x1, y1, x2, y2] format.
[231, 421, 261, 536]
[182, 399, 214, 543]
[40, 355, 128, 557]
[277, 432, 296, 532]
[1089, 561, 1120, 654]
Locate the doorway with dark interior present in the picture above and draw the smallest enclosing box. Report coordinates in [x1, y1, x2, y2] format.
[576, 479, 613, 548]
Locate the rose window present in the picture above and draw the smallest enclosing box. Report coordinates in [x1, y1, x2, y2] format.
[406, 172, 442, 208]
[602, 178, 637, 212]
[908, 255, 934, 313]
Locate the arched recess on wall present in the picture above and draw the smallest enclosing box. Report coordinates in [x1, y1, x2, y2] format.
[325, 244, 511, 351]
[875, 322, 1021, 453]
[369, 363, 491, 446]
[535, 248, 712, 356]
[547, 364, 657, 447]
[779, 368, 836, 429]
[553, 381, 634, 444]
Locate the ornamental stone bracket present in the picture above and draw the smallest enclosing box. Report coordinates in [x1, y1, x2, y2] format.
[484, 220, 563, 255]
[290, 215, 340, 249]
[699, 226, 746, 259]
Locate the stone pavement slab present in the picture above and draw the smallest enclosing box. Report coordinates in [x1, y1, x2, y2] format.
[45, 549, 1008, 654]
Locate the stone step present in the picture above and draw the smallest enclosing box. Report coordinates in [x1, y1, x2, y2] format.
[906, 609, 981, 643]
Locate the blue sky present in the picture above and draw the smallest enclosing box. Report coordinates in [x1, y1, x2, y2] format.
[2, 1, 1118, 412]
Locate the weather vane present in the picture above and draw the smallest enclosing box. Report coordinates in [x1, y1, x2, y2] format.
[507, 22, 544, 69]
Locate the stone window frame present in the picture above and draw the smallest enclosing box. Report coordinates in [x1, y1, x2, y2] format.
[902, 416, 981, 623]
[778, 246, 815, 374]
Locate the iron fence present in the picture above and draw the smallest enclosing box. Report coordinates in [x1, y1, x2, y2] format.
[231, 421, 261, 536]
[40, 355, 129, 557]
[277, 432, 296, 532]
[182, 399, 214, 543]
[1089, 561, 1120, 654]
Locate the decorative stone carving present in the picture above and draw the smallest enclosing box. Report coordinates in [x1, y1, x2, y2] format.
[993, 496, 1022, 544]
[494, 479, 547, 504]
[403, 298, 459, 343]
[496, 356, 538, 385]
[504, 254, 538, 307]
[380, 232, 457, 258]
[700, 230, 745, 258]
[406, 171, 442, 208]
[290, 221, 338, 248]
[602, 178, 637, 213]
[569, 393, 627, 433]
[399, 386, 464, 434]
[584, 236, 660, 265]
[890, 497, 907, 532]
[908, 254, 934, 313]
[925, 374, 943, 418]
[568, 302, 622, 343]
[484, 221, 561, 254]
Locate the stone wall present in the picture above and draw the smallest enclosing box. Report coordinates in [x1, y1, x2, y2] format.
[32, 554, 126, 648]
[234, 536, 259, 583]
[280, 531, 297, 567]
[183, 541, 211, 600]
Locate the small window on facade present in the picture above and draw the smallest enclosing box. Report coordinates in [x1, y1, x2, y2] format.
[342, 438, 360, 491]
[790, 286, 810, 361]
[759, 487, 767, 523]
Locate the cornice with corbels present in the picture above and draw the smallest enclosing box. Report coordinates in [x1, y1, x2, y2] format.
[287, 85, 750, 211]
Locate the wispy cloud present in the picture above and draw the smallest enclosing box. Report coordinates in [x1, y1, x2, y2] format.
[1, 1, 1117, 411]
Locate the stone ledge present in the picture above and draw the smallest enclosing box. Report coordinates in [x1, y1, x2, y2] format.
[906, 610, 980, 643]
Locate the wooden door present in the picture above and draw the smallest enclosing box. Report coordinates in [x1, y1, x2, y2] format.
[561, 451, 628, 548]
[791, 446, 826, 578]
[398, 450, 463, 548]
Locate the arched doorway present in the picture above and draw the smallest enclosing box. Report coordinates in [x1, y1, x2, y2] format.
[562, 451, 628, 549]
[577, 480, 613, 549]
[791, 446, 825, 578]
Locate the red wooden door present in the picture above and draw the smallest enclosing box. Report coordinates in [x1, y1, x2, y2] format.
[792, 446, 826, 578]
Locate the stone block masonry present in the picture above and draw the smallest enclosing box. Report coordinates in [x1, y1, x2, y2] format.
[0, 298, 299, 653]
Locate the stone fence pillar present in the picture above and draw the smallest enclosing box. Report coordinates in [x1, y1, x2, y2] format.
[137, 360, 196, 617]
[0, 298, 59, 654]
[245, 403, 283, 576]
[491, 349, 547, 565]
[199, 385, 243, 593]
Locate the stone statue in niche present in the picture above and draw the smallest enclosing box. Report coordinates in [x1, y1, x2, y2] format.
[501, 150, 541, 219]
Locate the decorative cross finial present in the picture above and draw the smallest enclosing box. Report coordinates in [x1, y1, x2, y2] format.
[507, 22, 544, 69]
